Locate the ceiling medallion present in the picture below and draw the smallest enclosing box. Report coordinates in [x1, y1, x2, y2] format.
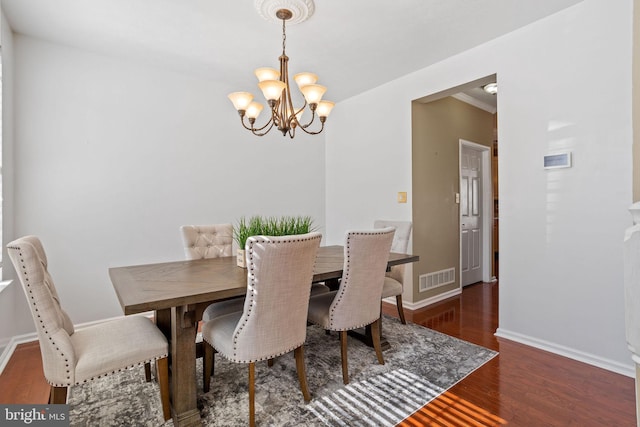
[254, 0, 315, 25]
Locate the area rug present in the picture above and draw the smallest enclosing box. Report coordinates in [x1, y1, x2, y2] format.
[68, 317, 497, 426]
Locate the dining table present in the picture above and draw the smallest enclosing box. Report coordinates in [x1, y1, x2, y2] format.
[109, 245, 419, 427]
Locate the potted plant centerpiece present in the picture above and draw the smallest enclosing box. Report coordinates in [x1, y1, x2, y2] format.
[233, 215, 316, 268]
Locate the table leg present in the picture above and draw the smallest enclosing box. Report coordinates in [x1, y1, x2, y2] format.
[350, 323, 391, 351]
[156, 309, 171, 340]
[324, 278, 340, 291]
[170, 305, 201, 427]
[349, 304, 391, 350]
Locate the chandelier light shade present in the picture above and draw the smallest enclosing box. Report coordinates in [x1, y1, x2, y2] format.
[228, 7, 335, 138]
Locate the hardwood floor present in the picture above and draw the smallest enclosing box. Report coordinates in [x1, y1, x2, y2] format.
[386, 281, 636, 426]
[1, 281, 636, 426]
[0, 341, 49, 404]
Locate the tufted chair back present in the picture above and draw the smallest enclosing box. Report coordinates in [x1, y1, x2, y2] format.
[7, 236, 172, 419]
[7, 236, 77, 385]
[374, 220, 412, 283]
[180, 224, 233, 260]
[328, 228, 395, 330]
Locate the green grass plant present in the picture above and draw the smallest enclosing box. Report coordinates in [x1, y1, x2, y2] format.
[233, 215, 316, 249]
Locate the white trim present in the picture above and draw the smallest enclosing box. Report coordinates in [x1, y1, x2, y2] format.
[0, 312, 155, 375]
[452, 93, 497, 114]
[0, 279, 12, 294]
[0, 332, 38, 375]
[495, 327, 635, 378]
[401, 288, 462, 311]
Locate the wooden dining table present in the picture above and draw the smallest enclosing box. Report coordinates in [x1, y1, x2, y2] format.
[109, 245, 419, 426]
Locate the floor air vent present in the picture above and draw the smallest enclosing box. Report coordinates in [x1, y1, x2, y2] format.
[419, 267, 456, 292]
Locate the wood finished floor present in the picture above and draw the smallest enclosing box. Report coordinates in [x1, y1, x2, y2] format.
[0, 281, 636, 426]
[389, 282, 636, 426]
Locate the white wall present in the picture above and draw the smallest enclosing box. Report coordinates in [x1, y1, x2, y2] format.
[6, 35, 325, 330]
[326, 0, 634, 374]
[0, 6, 34, 353]
[2, 0, 635, 376]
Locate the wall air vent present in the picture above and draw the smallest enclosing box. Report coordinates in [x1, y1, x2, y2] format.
[419, 267, 456, 292]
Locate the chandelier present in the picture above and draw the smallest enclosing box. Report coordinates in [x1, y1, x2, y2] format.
[227, 7, 334, 138]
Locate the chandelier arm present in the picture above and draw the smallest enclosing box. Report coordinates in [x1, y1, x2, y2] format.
[287, 124, 296, 138]
[280, 52, 298, 136]
[297, 121, 324, 135]
[271, 98, 289, 134]
[300, 108, 317, 129]
[239, 114, 274, 133]
[251, 120, 277, 137]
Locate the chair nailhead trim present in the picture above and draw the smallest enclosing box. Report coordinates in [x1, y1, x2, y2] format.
[9, 242, 172, 388]
[11, 247, 73, 383]
[220, 234, 321, 360]
[327, 229, 394, 328]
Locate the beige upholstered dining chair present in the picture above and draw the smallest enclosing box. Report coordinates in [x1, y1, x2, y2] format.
[181, 223, 234, 260]
[180, 224, 242, 321]
[201, 232, 321, 427]
[181, 224, 330, 322]
[6, 236, 171, 421]
[374, 220, 413, 324]
[307, 227, 395, 384]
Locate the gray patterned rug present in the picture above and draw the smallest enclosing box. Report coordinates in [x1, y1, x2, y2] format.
[68, 317, 497, 426]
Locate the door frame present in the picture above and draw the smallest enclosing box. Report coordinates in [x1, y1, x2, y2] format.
[459, 139, 493, 284]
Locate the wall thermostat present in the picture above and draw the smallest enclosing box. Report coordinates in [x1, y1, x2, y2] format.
[544, 152, 572, 169]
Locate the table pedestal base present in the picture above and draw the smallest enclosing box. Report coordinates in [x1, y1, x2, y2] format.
[348, 324, 391, 351]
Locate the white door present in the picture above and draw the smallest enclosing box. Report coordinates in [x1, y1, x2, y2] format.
[460, 144, 483, 286]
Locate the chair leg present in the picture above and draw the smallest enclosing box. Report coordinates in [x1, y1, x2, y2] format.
[371, 318, 385, 365]
[156, 357, 171, 421]
[396, 295, 407, 324]
[49, 386, 67, 404]
[203, 341, 215, 393]
[144, 362, 152, 382]
[294, 346, 311, 402]
[249, 362, 256, 427]
[267, 358, 274, 367]
[340, 331, 349, 384]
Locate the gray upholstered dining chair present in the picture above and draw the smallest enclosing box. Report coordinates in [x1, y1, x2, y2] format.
[374, 220, 413, 324]
[201, 232, 321, 427]
[307, 227, 395, 384]
[6, 236, 171, 421]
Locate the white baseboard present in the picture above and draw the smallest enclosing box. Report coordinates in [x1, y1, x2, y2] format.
[0, 332, 38, 375]
[495, 327, 635, 378]
[0, 279, 13, 294]
[0, 312, 154, 376]
[400, 288, 462, 311]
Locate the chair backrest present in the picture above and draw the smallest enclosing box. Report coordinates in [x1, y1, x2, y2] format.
[180, 224, 233, 260]
[7, 236, 77, 385]
[374, 220, 412, 283]
[228, 232, 322, 362]
[328, 228, 395, 330]
[231, 232, 322, 363]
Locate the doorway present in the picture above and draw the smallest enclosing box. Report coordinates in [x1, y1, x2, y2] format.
[460, 140, 493, 286]
[411, 74, 498, 306]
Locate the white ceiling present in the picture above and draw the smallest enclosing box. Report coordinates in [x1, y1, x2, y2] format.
[1, 0, 582, 103]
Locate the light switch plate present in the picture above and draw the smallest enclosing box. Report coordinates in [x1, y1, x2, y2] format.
[397, 192, 407, 203]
